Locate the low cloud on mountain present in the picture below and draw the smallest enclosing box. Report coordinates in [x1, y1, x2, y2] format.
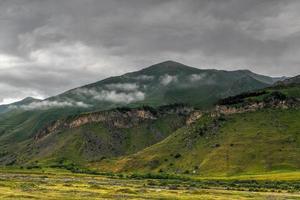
[189, 74, 206, 82]
[94, 90, 145, 103]
[10, 100, 90, 110]
[73, 86, 145, 104]
[160, 74, 178, 85]
[133, 75, 154, 81]
[105, 83, 139, 91]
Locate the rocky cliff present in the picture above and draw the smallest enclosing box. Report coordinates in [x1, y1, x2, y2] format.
[34, 105, 193, 141]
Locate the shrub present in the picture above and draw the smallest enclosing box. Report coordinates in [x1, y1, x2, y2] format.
[174, 153, 181, 159]
[263, 91, 287, 103]
[148, 159, 160, 169]
[26, 165, 41, 169]
[217, 91, 267, 105]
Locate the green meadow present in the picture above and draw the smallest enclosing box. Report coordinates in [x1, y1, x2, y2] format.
[1, 168, 300, 200]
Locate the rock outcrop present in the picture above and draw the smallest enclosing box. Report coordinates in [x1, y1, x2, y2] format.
[34, 105, 193, 141]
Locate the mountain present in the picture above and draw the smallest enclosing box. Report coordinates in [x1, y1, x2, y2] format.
[0, 97, 41, 115]
[0, 61, 276, 141]
[90, 78, 300, 176]
[2, 61, 277, 113]
[275, 75, 300, 86]
[47, 61, 275, 110]
[0, 61, 282, 168]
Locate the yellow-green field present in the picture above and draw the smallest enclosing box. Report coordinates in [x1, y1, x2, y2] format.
[1, 169, 300, 199]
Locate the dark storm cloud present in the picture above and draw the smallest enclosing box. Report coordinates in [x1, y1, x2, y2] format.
[0, 0, 299, 104]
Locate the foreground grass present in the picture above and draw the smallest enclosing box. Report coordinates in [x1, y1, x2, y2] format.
[197, 171, 300, 181]
[0, 168, 300, 199]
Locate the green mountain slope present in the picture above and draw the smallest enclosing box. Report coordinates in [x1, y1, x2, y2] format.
[0, 105, 190, 166]
[100, 108, 299, 176]
[0, 61, 282, 169]
[50, 61, 273, 109]
[92, 81, 300, 176]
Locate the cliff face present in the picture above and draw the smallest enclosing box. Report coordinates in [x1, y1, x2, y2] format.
[34, 106, 192, 141]
[213, 98, 298, 117]
[67, 110, 157, 129]
[7, 105, 191, 165]
[186, 111, 203, 125]
[187, 97, 299, 125]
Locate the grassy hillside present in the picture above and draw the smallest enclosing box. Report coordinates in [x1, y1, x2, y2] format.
[100, 108, 299, 176]
[92, 83, 300, 176]
[0, 105, 190, 166]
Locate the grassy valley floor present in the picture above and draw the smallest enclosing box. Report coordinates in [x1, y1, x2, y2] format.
[1, 168, 300, 199]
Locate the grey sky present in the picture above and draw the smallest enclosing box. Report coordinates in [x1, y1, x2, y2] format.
[0, 0, 300, 104]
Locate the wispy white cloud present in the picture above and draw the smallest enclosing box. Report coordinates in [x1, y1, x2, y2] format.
[134, 75, 154, 81]
[0, 98, 23, 105]
[105, 83, 139, 91]
[10, 100, 90, 110]
[189, 74, 206, 82]
[73, 87, 145, 104]
[72, 88, 98, 97]
[94, 90, 145, 103]
[160, 74, 177, 85]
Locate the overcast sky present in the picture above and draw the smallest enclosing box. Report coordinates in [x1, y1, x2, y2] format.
[0, 0, 300, 104]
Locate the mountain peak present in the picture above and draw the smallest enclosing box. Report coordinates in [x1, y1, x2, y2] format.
[22, 97, 37, 101]
[235, 69, 252, 73]
[139, 60, 199, 75]
[12, 97, 41, 106]
[158, 60, 183, 65]
[147, 60, 188, 69]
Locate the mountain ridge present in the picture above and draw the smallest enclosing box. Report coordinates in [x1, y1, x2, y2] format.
[1, 61, 281, 110]
[43, 61, 276, 111]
